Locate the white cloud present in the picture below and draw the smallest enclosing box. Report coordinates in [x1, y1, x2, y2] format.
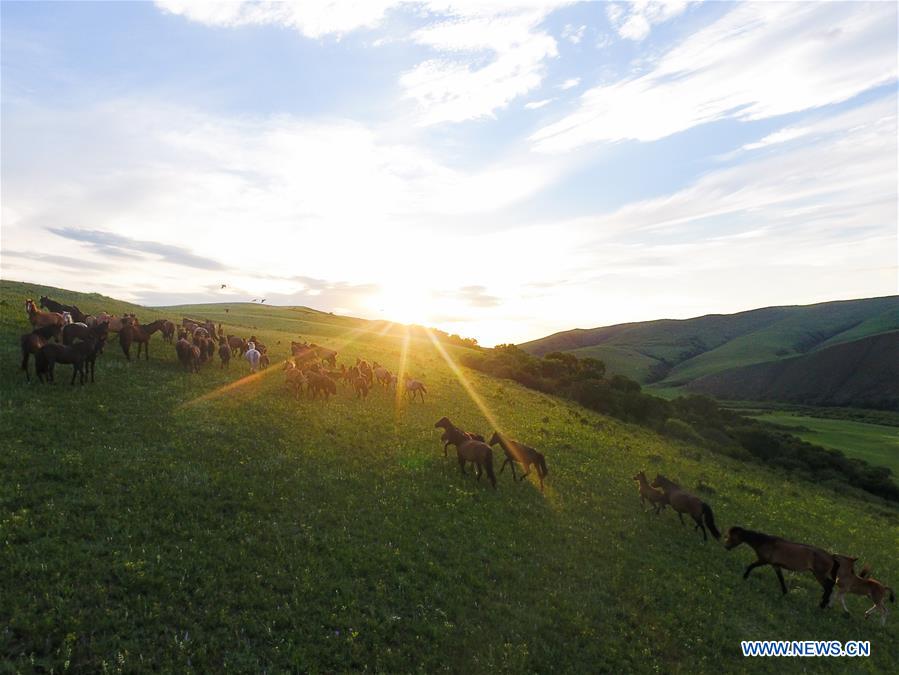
[562, 23, 586, 44]
[525, 98, 554, 109]
[533, 2, 898, 151]
[606, 1, 690, 42]
[559, 77, 580, 90]
[154, 0, 400, 38]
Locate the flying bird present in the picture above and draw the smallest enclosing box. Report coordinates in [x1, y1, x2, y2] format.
[261, 299, 266, 304]
[220, 284, 227, 289]
[252, 299, 258, 302]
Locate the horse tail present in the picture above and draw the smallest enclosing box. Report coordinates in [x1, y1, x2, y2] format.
[537, 452, 548, 477]
[829, 556, 840, 582]
[701, 502, 720, 540]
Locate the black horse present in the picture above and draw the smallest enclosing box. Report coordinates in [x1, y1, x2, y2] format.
[39, 296, 87, 323]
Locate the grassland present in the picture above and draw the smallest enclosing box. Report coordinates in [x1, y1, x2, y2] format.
[2, 280, 898, 673]
[748, 413, 899, 477]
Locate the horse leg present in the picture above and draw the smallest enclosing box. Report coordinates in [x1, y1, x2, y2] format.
[743, 559, 768, 580]
[677, 511, 685, 525]
[518, 465, 531, 482]
[499, 457, 510, 474]
[774, 567, 788, 595]
[458, 454, 466, 475]
[475, 462, 483, 481]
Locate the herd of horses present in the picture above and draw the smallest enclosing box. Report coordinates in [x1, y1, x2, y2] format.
[632, 470, 895, 624]
[17, 295, 893, 625]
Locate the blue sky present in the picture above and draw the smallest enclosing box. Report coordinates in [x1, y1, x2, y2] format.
[2, 1, 897, 345]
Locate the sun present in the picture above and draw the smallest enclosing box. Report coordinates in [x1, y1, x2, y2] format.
[371, 286, 432, 325]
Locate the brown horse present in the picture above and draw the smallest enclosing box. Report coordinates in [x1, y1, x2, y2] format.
[120, 319, 167, 361]
[488, 431, 549, 490]
[405, 375, 427, 402]
[307, 372, 337, 401]
[25, 299, 64, 341]
[830, 555, 895, 624]
[724, 527, 838, 608]
[311, 343, 338, 367]
[20, 324, 59, 381]
[228, 335, 247, 357]
[651, 475, 720, 541]
[175, 338, 199, 373]
[632, 470, 667, 514]
[372, 364, 392, 390]
[284, 363, 307, 400]
[434, 417, 497, 488]
[161, 320, 176, 343]
[351, 373, 370, 399]
[218, 341, 231, 368]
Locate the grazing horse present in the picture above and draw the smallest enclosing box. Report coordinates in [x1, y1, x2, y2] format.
[651, 474, 720, 541]
[311, 343, 338, 367]
[120, 319, 167, 361]
[632, 470, 667, 514]
[175, 338, 200, 373]
[404, 375, 427, 402]
[830, 555, 895, 624]
[350, 372, 370, 399]
[25, 299, 64, 341]
[488, 431, 549, 490]
[161, 320, 176, 343]
[39, 296, 87, 323]
[20, 324, 59, 381]
[434, 417, 497, 488]
[36, 329, 106, 385]
[724, 527, 838, 608]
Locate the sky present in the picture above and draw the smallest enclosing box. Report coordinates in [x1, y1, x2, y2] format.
[1, 1, 897, 346]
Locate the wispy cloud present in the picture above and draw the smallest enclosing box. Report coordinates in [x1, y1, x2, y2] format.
[606, 1, 691, 42]
[559, 77, 580, 90]
[532, 2, 898, 151]
[525, 98, 554, 109]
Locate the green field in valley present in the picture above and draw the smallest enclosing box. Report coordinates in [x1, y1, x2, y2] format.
[749, 413, 899, 478]
[2, 280, 898, 673]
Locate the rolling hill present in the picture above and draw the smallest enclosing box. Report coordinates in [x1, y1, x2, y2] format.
[2, 279, 898, 672]
[521, 296, 899, 407]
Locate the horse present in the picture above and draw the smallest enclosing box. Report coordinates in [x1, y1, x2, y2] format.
[632, 470, 667, 514]
[830, 555, 895, 624]
[404, 375, 427, 402]
[20, 324, 59, 381]
[228, 335, 247, 357]
[356, 358, 373, 385]
[651, 474, 720, 541]
[434, 417, 497, 488]
[724, 527, 838, 608]
[39, 296, 87, 323]
[311, 343, 337, 367]
[25, 299, 64, 341]
[175, 338, 199, 373]
[120, 319, 167, 361]
[373, 364, 392, 390]
[63, 320, 108, 347]
[102, 314, 134, 332]
[350, 373, 370, 399]
[488, 431, 549, 490]
[284, 363, 307, 400]
[218, 342, 231, 368]
[36, 328, 106, 385]
[307, 372, 337, 401]
[161, 320, 176, 343]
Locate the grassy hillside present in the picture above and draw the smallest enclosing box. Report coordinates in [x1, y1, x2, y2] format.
[521, 296, 899, 404]
[2, 279, 898, 672]
[686, 332, 899, 410]
[748, 413, 899, 477]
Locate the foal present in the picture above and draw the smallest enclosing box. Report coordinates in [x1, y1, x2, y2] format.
[724, 527, 838, 608]
[831, 555, 895, 624]
[632, 471, 667, 514]
[434, 417, 496, 488]
[651, 474, 720, 541]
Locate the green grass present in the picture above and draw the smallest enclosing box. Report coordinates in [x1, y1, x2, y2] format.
[749, 413, 899, 477]
[2, 279, 899, 672]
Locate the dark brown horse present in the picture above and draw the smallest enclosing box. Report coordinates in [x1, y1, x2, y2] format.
[20, 324, 59, 381]
[36, 327, 106, 384]
[40, 296, 87, 323]
[307, 372, 337, 401]
[651, 474, 720, 541]
[724, 527, 838, 608]
[218, 341, 231, 368]
[175, 338, 200, 373]
[120, 319, 167, 361]
[161, 320, 176, 343]
[488, 431, 548, 490]
[434, 417, 496, 488]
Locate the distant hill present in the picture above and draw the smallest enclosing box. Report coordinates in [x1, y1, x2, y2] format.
[686, 331, 899, 409]
[521, 296, 899, 407]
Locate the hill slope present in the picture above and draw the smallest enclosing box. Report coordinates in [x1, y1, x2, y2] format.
[686, 331, 899, 409]
[521, 296, 899, 403]
[2, 279, 898, 672]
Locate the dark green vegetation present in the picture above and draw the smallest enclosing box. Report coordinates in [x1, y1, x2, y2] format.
[520, 296, 899, 408]
[747, 413, 899, 478]
[2, 280, 898, 673]
[463, 345, 898, 501]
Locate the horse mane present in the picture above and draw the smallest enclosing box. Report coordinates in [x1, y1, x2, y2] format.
[733, 527, 779, 547]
